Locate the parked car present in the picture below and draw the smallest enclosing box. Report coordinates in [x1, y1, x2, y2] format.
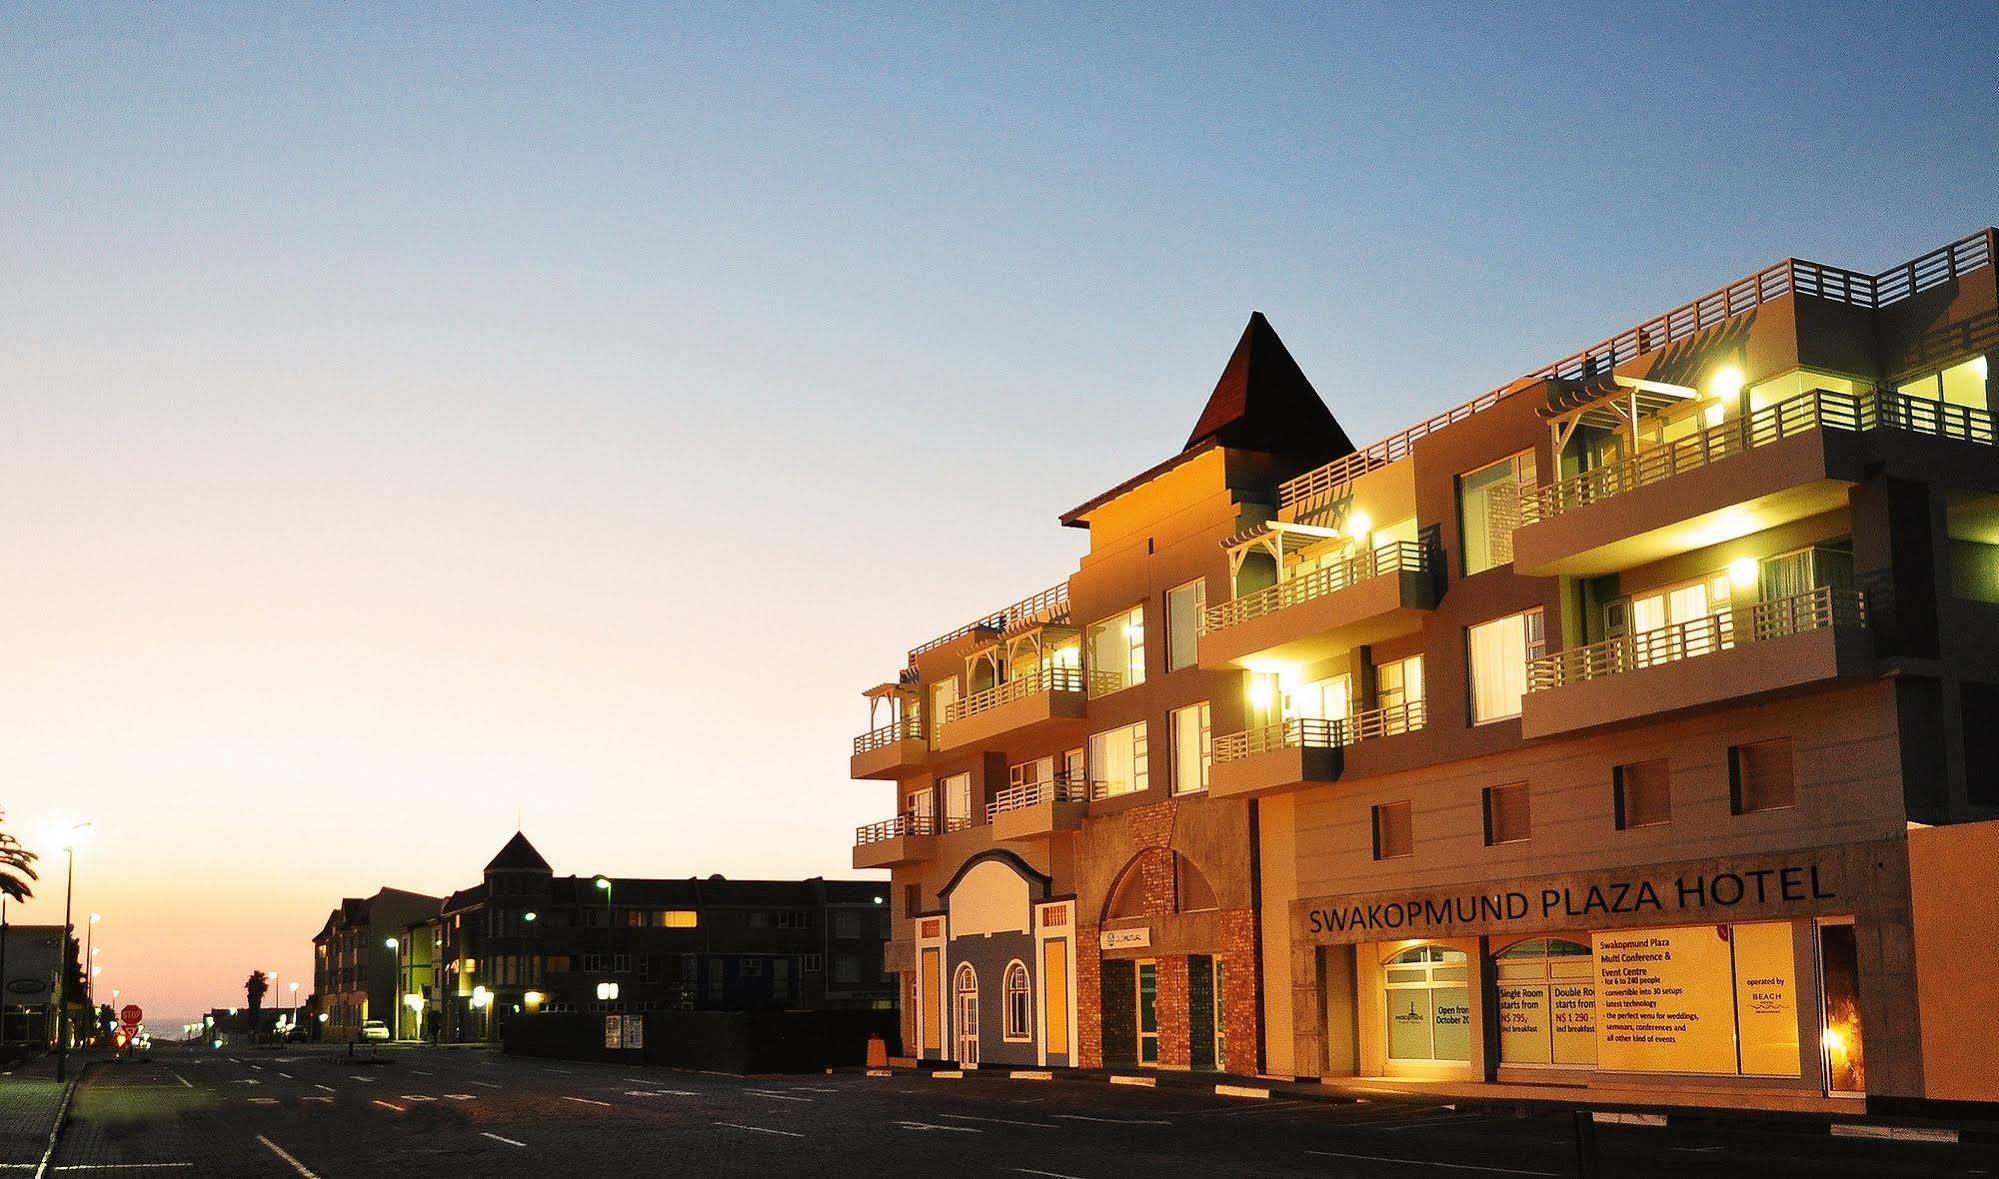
[360, 1019, 390, 1041]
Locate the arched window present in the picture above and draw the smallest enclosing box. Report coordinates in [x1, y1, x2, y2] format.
[1494, 937, 1596, 1068]
[1383, 945, 1471, 1063]
[1104, 849, 1220, 921]
[1003, 960, 1031, 1042]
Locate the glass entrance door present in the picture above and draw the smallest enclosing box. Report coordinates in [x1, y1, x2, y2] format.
[1816, 920, 1865, 1095]
[1136, 960, 1159, 1065]
[954, 963, 980, 1066]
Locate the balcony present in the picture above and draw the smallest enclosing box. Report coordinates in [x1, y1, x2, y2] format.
[1198, 540, 1437, 670]
[851, 718, 928, 780]
[1521, 586, 1872, 738]
[1208, 700, 1427, 799]
[1514, 390, 1997, 577]
[852, 815, 938, 869]
[934, 666, 1088, 753]
[986, 775, 1090, 841]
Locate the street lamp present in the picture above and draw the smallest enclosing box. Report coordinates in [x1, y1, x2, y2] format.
[593, 876, 615, 1003]
[50, 821, 91, 1082]
[384, 938, 402, 1041]
[85, 914, 100, 1025]
[289, 981, 300, 1023]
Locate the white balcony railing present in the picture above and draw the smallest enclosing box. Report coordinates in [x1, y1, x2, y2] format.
[1210, 699, 1428, 765]
[1201, 540, 1429, 636]
[852, 717, 924, 757]
[1522, 389, 1996, 524]
[985, 774, 1091, 822]
[1526, 585, 1867, 692]
[940, 666, 1085, 728]
[854, 814, 937, 846]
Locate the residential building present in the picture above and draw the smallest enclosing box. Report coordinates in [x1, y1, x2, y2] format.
[851, 227, 1999, 1110]
[310, 887, 443, 1041]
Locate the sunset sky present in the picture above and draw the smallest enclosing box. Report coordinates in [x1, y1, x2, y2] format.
[5, 4, 1998, 1024]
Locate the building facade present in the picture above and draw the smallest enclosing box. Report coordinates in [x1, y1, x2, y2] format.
[310, 887, 443, 1041]
[319, 833, 897, 1043]
[851, 227, 1999, 1110]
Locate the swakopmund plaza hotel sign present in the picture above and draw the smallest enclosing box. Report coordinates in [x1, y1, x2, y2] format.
[1293, 841, 1899, 944]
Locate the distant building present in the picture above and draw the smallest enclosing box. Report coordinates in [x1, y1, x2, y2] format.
[310, 887, 443, 1041]
[314, 833, 896, 1043]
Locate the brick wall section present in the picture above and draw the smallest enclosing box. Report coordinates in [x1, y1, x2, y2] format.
[1220, 909, 1260, 1077]
[1155, 956, 1191, 1069]
[1077, 923, 1103, 1068]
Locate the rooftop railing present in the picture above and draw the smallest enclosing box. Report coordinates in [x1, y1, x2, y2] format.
[1278, 229, 1996, 515]
[1201, 540, 1428, 635]
[852, 717, 924, 757]
[1210, 699, 1428, 765]
[1525, 585, 1867, 692]
[1521, 389, 1997, 524]
[940, 665, 1086, 727]
[854, 814, 937, 846]
[985, 773, 1090, 822]
[905, 581, 1071, 668]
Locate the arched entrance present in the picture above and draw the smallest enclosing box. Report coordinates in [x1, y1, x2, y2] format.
[953, 963, 980, 1065]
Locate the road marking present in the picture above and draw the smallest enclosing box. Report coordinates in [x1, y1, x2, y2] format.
[399, 1095, 436, 1102]
[348, 1075, 376, 1083]
[248, 1064, 263, 1071]
[277, 1073, 292, 1080]
[715, 1122, 804, 1138]
[1013, 1170, 1087, 1179]
[560, 1096, 613, 1107]
[249, 1097, 279, 1105]
[171, 1073, 193, 1089]
[793, 1085, 838, 1092]
[371, 1099, 406, 1112]
[931, 1069, 965, 1079]
[229, 1078, 260, 1085]
[1107, 1074, 1156, 1088]
[743, 1089, 812, 1102]
[481, 1132, 527, 1148]
[412, 1070, 433, 1076]
[255, 1135, 323, 1179]
[941, 1113, 1060, 1129]
[893, 1120, 980, 1132]
[1305, 1152, 1557, 1176]
[1009, 1070, 1053, 1081]
[302, 1097, 333, 1104]
[1054, 1114, 1171, 1126]
[1831, 1123, 1960, 1144]
[445, 1094, 479, 1101]
[1215, 1083, 1269, 1099]
[52, 1165, 197, 1171]
[469, 1080, 502, 1088]
[314, 1084, 335, 1093]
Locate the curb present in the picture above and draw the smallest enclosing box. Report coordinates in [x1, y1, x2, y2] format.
[34, 1061, 86, 1179]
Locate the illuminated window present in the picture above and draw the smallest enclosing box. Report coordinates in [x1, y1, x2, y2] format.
[1384, 945, 1471, 1062]
[1087, 606, 1146, 695]
[1002, 960, 1031, 1041]
[1468, 609, 1544, 723]
[1165, 580, 1206, 673]
[1170, 702, 1211, 794]
[941, 772, 973, 831]
[657, 910, 697, 928]
[1088, 721, 1149, 797]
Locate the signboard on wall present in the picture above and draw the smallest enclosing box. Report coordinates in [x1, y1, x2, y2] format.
[1100, 927, 1151, 950]
[1594, 925, 1738, 1073]
[604, 1015, 623, 1049]
[1731, 921, 1800, 1077]
[622, 1015, 644, 1050]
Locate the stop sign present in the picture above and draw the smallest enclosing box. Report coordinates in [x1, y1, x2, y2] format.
[120, 1004, 142, 1026]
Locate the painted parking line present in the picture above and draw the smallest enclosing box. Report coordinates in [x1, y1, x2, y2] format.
[1053, 1114, 1171, 1126]
[256, 1135, 324, 1179]
[1304, 1151, 1557, 1176]
[313, 1084, 336, 1093]
[469, 1080, 502, 1089]
[445, 1094, 479, 1101]
[51, 1164, 196, 1171]
[371, 1099, 407, 1113]
[277, 1072, 293, 1080]
[715, 1122, 804, 1138]
[940, 1112, 1060, 1129]
[348, 1075, 376, 1083]
[1012, 1169, 1087, 1179]
[743, 1089, 812, 1102]
[412, 1070, 434, 1076]
[303, 1096, 334, 1104]
[399, 1095, 437, 1102]
[249, 1097, 279, 1105]
[482, 1132, 527, 1147]
[171, 1073, 193, 1089]
[560, 1096, 613, 1108]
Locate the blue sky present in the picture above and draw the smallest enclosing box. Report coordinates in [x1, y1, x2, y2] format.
[2, 2, 1995, 1018]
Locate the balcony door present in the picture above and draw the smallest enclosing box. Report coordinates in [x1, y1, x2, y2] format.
[1287, 674, 1352, 726]
[1629, 574, 1732, 666]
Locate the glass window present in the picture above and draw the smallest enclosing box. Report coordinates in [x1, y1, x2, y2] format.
[1089, 722, 1149, 797]
[1372, 800, 1412, 860]
[1458, 451, 1536, 575]
[1003, 960, 1031, 1041]
[1615, 758, 1671, 829]
[1483, 782, 1530, 845]
[1166, 579, 1206, 673]
[1731, 739, 1795, 813]
[1468, 609, 1545, 724]
[1288, 674, 1351, 723]
[1495, 938, 1596, 1066]
[1170, 702, 1212, 795]
[1136, 961, 1159, 1065]
[941, 772, 973, 831]
[1088, 607, 1146, 695]
[927, 679, 958, 750]
[1383, 946, 1471, 1062]
[908, 786, 936, 831]
[1010, 757, 1054, 789]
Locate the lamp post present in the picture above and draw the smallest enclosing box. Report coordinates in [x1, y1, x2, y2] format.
[85, 914, 100, 1032]
[383, 938, 401, 1041]
[289, 981, 300, 1027]
[52, 821, 91, 1083]
[593, 876, 614, 1009]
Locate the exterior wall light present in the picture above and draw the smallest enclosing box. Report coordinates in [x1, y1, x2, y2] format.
[1709, 366, 1746, 401]
[1728, 557, 1759, 589]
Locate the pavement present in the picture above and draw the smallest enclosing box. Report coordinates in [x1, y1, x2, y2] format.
[32, 1042, 1999, 1177]
[0, 1051, 76, 1172]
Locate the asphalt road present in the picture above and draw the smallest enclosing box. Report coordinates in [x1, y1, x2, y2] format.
[43, 1043, 1996, 1177]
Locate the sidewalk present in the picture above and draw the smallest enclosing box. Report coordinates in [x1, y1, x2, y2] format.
[0, 1053, 79, 1169]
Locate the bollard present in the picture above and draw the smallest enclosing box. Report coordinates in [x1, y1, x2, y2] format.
[865, 1034, 887, 1069]
[1571, 1109, 1599, 1179]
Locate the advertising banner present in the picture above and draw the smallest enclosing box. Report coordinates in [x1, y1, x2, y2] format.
[1731, 921, 1800, 1076]
[1594, 925, 1738, 1073]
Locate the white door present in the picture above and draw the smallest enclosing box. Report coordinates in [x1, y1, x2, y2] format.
[954, 964, 979, 1065]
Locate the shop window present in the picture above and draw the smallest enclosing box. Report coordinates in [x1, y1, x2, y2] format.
[1170, 701, 1212, 794]
[1467, 609, 1545, 724]
[1730, 739, 1795, 814]
[1457, 450, 1535, 575]
[1372, 801, 1413, 860]
[1166, 579, 1206, 672]
[1135, 960, 1160, 1065]
[1002, 960, 1031, 1042]
[1494, 938, 1596, 1067]
[1614, 759, 1671, 829]
[1818, 921, 1865, 1094]
[1483, 783, 1530, 845]
[1383, 945, 1471, 1062]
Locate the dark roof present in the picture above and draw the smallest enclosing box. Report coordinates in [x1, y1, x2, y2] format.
[1061, 313, 1352, 528]
[485, 831, 552, 873]
[441, 883, 489, 914]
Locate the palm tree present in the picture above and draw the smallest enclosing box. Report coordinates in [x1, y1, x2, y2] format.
[245, 970, 269, 1015]
[0, 810, 37, 902]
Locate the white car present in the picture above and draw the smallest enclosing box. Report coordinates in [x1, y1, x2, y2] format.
[360, 1019, 391, 1041]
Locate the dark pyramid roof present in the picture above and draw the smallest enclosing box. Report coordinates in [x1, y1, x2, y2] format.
[485, 831, 552, 873]
[1182, 312, 1352, 458]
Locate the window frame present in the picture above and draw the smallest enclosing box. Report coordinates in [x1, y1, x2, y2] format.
[1002, 959, 1032, 1042]
[1165, 578, 1207, 673]
[1729, 738, 1796, 815]
[1371, 800, 1413, 861]
[1466, 608, 1546, 725]
[1613, 758, 1672, 830]
[1169, 701, 1212, 795]
[1482, 782, 1531, 846]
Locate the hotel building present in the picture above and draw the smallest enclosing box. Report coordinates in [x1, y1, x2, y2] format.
[851, 227, 1999, 1110]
